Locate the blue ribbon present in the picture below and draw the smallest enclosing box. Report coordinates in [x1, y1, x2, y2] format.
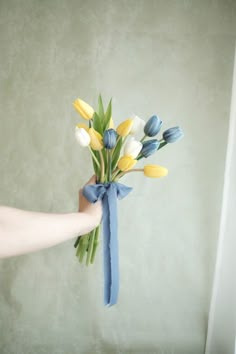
[83, 182, 132, 306]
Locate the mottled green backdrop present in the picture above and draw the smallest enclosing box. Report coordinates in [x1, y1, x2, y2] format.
[0, 1, 235, 353]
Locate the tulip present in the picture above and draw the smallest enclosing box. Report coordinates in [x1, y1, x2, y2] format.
[108, 117, 114, 129]
[163, 126, 184, 143]
[75, 127, 91, 147]
[130, 115, 145, 135]
[118, 155, 137, 171]
[88, 128, 103, 151]
[73, 98, 94, 120]
[76, 123, 89, 133]
[116, 119, 133, 137]
[144, 115, 162, 137]
[140, 139, 160, 158]
[103, 129, 117, 150]
[124, 137, 143, 158]
[144, 164, 168, 178]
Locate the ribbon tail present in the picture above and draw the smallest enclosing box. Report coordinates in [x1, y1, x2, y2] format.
[102, 193, 111, 306]
[108, 185, 119, 306]
[102, 185, 119, 306]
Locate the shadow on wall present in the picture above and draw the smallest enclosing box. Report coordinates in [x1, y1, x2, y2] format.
[84, 338, 203, 354]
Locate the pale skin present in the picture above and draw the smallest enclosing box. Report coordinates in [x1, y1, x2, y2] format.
[0, 176, 102, 259]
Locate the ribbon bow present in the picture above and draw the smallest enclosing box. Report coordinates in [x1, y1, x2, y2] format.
[83, 182, 132, 306]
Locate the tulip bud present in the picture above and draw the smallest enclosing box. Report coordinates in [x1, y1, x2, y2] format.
[76, 123, 89, 133]
[88, 128, 103, 151]
[118, 155, 137, 171]
[116, 119, 133, 137]
[103, 129, 117, 150]
[144, 164, 168, 178]
[140, 139, 160, 158]
[75, 127, 91, 147]
[144, 115, 162, 137]
[108, 117, 115, 129]
[124, 137, 143, 158]
[73, 98, 94, 120]
[130, 115, 145, 135]
[163, 126, 184, 143]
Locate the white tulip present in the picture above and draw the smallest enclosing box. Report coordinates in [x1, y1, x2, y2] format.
[75, 127, 91, 147]
[124, 137, 143, 158]
[130, 115, 145, 135]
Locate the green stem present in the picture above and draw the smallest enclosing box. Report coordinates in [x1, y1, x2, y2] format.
[74, 236, 80, 248]
[112, 168, 122, 181]
[86, 229, 96, 266]
[88, 147, 100, 168]
[122, 136, 129, 146]
[77, 233, 89, 262]
[91, 224, 100, 264]
[99, 150, 105, 182]
[76, 241, 81, 257]
[140, 135, 147, 142]
[107, 150, 112, 181]
[111, 167, 119, 180]
[116, 168, 144, 179]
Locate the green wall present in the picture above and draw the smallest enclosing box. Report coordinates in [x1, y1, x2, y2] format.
[0, 1, 235, 353]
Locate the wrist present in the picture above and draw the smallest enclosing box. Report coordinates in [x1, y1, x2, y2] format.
[85, 211, 101, 229]
[78, 212, 101, 234]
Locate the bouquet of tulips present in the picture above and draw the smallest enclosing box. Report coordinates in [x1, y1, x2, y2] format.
[73, 95, 183, 306]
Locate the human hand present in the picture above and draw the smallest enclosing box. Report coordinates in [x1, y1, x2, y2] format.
[78, 176, 102, 227]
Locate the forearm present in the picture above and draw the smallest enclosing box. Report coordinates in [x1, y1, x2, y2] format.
[0, 206, 99, 258]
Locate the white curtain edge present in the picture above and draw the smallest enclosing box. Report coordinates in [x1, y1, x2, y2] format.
[205, 43, 236, 353]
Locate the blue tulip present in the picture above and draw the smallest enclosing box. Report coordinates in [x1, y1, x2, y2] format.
[163, 126, 184, 143]
[144, 115, 162, 137]
[140, 139, 160, 158]
[103, 129, 117, 149]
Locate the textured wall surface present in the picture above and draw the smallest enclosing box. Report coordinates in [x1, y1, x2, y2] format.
[0, 1, 235, 353]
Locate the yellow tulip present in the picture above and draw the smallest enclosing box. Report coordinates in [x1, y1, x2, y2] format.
[88, 128, 103, 151]
[76, 123, 89, 133]
[73, 98, 94, 120]
[116, 119, 133, 137]
[118, 155, 137, 172]
[109, 117, 114, 129]
[144, 164, 168, 178]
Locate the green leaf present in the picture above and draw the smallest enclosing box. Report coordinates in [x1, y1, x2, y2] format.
[112, 137, 123, 170]
[93, 112, 103, 135]
[158, 141, 167, 150]
[103, 98, 112, 130]
[98, 94, 105, 120]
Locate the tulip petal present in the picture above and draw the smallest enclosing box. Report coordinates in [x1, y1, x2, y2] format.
[144, 164, 168, 178]
[163, 126, 184, 143]
[116, 119, 133, 137]
[118, 155, 137, 171]
[144, 115, 162, 137]
[73, 98, 94, 120]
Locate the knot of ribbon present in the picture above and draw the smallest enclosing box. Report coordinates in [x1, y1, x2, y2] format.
[83, 182, 132, 306]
